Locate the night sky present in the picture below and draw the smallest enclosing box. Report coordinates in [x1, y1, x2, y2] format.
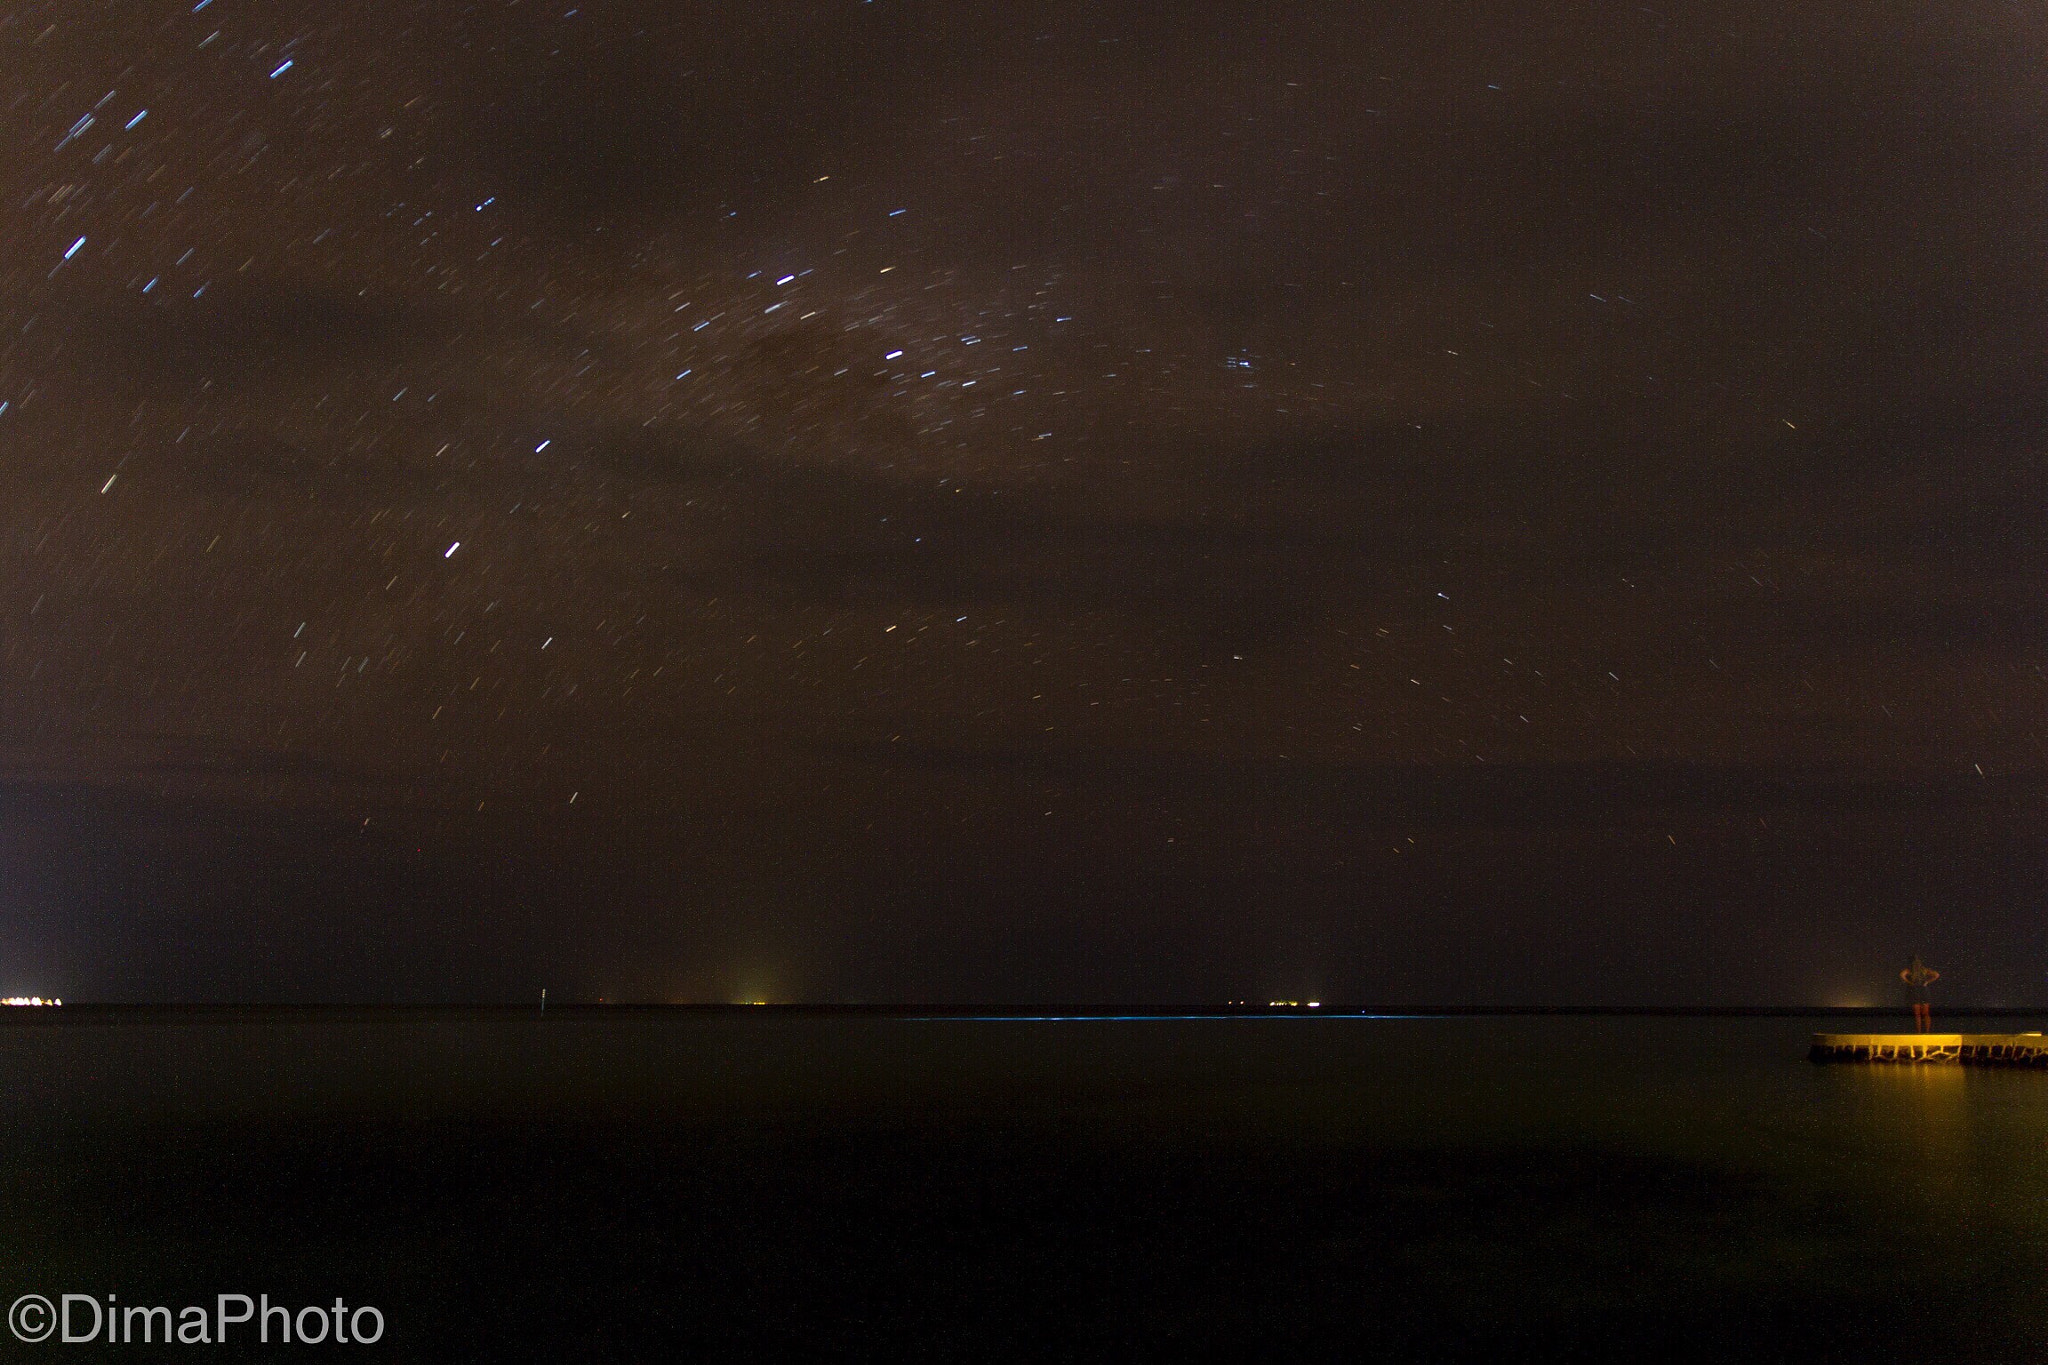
[3, 0, 2044, 1005]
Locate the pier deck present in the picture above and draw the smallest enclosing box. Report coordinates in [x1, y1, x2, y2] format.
[1809, 1032, 2048, 1065]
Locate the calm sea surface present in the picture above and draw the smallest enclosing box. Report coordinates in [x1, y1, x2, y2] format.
[4, 1012, 2046, 1360]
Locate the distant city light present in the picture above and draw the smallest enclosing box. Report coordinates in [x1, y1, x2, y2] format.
[2, 997, 61, 1006]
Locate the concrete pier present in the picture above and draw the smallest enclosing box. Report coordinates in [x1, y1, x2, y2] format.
[1809, 1032, 2048, 1065]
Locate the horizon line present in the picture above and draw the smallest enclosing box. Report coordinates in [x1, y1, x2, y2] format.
[1, 1002, 2037, 1018]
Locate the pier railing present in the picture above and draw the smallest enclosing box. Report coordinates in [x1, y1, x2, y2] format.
[1809, 1033, 2048, 1065]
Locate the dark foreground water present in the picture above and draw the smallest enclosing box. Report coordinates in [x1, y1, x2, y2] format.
[4, 1012, 2047, 1361]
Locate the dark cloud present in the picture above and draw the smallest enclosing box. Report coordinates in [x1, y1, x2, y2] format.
[72, 284, 438, 392]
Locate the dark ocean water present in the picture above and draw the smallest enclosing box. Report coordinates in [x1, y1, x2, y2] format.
[4, 1011, 2046, 1361]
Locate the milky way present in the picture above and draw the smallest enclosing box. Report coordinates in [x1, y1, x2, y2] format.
[2, 0, 2044, 1004]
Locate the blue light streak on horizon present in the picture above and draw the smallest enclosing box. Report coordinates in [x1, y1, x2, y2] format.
[898, 1013, 1437, 1022]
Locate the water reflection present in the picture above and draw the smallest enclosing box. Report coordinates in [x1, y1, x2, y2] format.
[1849, 1061, 1973, 1213]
